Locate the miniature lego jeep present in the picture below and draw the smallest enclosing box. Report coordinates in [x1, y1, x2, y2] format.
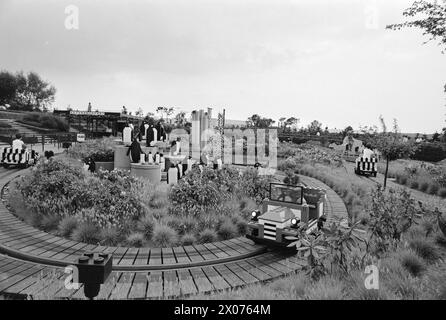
[246, 183, 327, 247]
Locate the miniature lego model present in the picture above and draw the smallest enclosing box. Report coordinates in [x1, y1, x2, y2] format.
[74, 252, 112, 299]
[246, 183, 327, 248]
[354, 154, 378, 177]
[0, 147, 39, 169]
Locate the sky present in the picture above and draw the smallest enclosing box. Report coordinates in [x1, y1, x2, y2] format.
[0, 0, 445, 133]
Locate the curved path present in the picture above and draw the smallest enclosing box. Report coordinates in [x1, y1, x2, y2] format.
[0, 167, 347, 299]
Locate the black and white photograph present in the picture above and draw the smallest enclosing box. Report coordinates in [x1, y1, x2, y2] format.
[0, 0, 445, 307]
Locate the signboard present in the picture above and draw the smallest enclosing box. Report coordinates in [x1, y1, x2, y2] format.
[77, 133, 86, 142]
[70, 111, 105, 116]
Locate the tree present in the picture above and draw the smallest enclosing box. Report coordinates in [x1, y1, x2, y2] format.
[246, 114, 275, 128]
[376, 117, 415, 189]
[121, 106, 127, 114]
[387, 0, 446, 52]
[278, 117, 286, 129]
[307, 120, 322, 135]
[156, 107, 175, 121]
[135, 107, 143, 117]
[284, 117, 299, 131]
[0, 71, 17, 106]
[341, 125, 354, 137]
[14, 72, 56, 111]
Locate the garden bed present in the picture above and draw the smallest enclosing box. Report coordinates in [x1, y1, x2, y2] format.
[7, 150, 270, 248]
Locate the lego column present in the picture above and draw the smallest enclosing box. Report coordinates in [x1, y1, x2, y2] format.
[191, 110, 201, 160]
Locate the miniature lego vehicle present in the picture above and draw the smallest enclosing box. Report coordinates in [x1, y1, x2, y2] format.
[246, 183, 327, 248]
[354, 156, 378, 177]
[0, 147, 39, 169]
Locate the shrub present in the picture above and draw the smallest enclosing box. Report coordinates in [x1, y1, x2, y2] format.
[437, 188, 446, 198]
[58, 216, 78, 237]
[410, 181, 419, 190]
[100, 228, 121, 246]
[198, 228, 218, 244]
[126, 232, 145, 247]
[217, 220, 237, 240]
[40, 215, 61, 232]
[181, 233, 197, 246]
[399, 250, 426, 277]
[235, 219, 248, 235]
[435, 234, 446, 248]
[152, 224, 178, 247]
[399, 175, 408, 185]
[411, 142, 446, 162]
[137, 215, 155, 240]
[428, 184, 439, 195]
[409, 239, 441, 263]
[90, 149, 114, 162]
[419, 182, 429, 193]
[72, 223, 100, 244]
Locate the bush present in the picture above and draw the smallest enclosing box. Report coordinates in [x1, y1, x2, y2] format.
[198, 228, 218, 244]
[217, 220, 237, 240]
[235, 219, 248, 235]
[399, 250, 426, 277]
[100, 228, 121, 246]
[72, 223, 100, 244]
[22, 112, 69, 131]
[419, 182, 429, 193]
[428, 184, 439, 195]
[58, 216, 78, 237]
[40, 215, 61, 232]
[409, 239, 441, 263]
[410, 181, 419, 190]
[180, 233, 197, 246]
[126, 232, 145, 247]
[411, 142, 446, 162]
[90, 149, 114, 162]
[152, 224, 178, 247]
[437, 188, 446, 198]
[137, 215, 155, 240]
[435, 234, 446, 248]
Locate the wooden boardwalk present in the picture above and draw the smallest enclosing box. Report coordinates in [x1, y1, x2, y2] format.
[0, 167, 348, 299]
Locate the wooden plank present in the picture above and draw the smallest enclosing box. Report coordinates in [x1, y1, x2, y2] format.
[214, 264, 245, 287]
[127, 272, 147, 299]
[172, 246, 190, 264]
[163, 270, 180, 297]
[176, 269, 197, 296]
[111, 247, 129, 265]
[109, 273, 135, 300]
[118, 247, 138, 266]
[182, 245, 204, 262]
[236, 260, 270, 282]
[188, 268, 213, 293]
[148, 247, 162, 265]
[202, 242, 229, 259]
[161, 247, 177, 265]
[134, 248, 150, 265]
[146, 271, 163, 298]
[201, 266, 230, 291]
[94, 272, 120, 300]
[193, 244, 218, 261]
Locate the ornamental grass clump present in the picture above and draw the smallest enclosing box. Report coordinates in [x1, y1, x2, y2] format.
[126, 232, 145, 247]
[58, 216, 78, 237]
[181, 233, 197, 246]
[137, 215, 155, 240]
[217, 220, 238, 240]
[152, 224, 178, 247]
[72, 223, 101, 244]
[198, 228, 218, 244]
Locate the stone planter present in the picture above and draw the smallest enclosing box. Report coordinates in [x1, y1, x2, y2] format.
[95, 161, 114, 172]
[114, 145, 131, 171]
[130, 163, 161, 183]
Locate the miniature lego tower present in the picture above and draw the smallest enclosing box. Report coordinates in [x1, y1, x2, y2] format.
[190, 109, 212, 161]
